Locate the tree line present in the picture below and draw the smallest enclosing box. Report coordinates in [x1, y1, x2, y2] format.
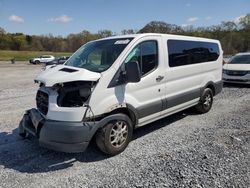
[0, 14, 249, 55]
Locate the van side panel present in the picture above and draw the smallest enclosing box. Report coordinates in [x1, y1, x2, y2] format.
[200, 42, 223, 87]
[137, 36, 223, 127]
[89, 34, 223, 128]
[164, 37, 222, 109]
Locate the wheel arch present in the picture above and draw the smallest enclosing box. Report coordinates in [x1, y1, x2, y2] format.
[103, 104, 139, 128]
[202, 81, 216, 96]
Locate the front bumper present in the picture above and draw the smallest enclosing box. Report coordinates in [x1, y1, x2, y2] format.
[223, 73, 250, 84]
[19, 108, 97, 153]
[29, 59, 35, 64]
[223, 78, 250, 84]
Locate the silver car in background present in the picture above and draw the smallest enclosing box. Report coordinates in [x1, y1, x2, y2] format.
[29, 55, 55, 64]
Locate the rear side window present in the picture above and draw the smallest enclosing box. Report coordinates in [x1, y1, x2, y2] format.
[125, 41, 158, 76]
[168, 40, 220, 67]
[42, 55, 51, 58]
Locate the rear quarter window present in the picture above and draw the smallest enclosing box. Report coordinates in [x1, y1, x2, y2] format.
[167, 39, 220, 67]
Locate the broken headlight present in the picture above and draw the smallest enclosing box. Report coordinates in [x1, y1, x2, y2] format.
[79, 87, 91, 98]
[56, 81, 95, 107]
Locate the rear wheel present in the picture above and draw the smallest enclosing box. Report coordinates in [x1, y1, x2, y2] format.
[195, 88, 213, 113]
[95, 114, 133, 155]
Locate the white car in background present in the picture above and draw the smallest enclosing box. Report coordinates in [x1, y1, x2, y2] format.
[29, 55, 55, 64]
[223, 52, 250, 84]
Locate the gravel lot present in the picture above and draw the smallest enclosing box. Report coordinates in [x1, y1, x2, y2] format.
[0, 61, 249, 188]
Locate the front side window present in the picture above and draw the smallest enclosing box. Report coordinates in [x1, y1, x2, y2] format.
[65, 38, 133, 73]
[125, 41, 158, 76]
[229, 55, 250, 64]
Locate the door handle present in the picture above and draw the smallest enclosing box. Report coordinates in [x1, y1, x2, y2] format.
[156, 75, 164, 82]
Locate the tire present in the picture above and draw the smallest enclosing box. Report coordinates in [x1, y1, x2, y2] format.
[34, 60, 40, 64]
[195, 88, 213, 113]
[95, 114, 133, 155]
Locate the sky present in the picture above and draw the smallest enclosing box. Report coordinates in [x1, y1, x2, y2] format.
[0, 0, 249, 36]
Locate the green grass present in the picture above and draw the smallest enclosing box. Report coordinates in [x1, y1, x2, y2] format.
[0, 50, 72, 61]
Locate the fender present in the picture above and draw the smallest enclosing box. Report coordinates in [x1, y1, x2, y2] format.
[91, 103, 139, 126]
[84, 113, 133, 142]
[200, 80, 223, 97]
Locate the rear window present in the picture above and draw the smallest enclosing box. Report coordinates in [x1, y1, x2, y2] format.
[168, 40, 220, 67]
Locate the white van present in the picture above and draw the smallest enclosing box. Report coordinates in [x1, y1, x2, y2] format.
[19, 33, 223, 155]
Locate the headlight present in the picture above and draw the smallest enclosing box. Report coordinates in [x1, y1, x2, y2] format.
[79, 87, 91, 98]
[57, 81, 95, 107]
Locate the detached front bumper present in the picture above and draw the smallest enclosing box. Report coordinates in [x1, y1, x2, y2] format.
[19, 108, 97, 153]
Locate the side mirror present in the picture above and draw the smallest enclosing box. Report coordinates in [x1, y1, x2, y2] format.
[125, 61, 141, 83]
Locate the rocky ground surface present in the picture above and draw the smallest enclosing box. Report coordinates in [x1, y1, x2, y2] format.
[0, 61, 249, 188]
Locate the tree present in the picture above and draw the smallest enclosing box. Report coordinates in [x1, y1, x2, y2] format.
[0, 27, 5, 34]
[26, 35, 32, 45]
[10, 34, 28, 50]
[31, 37, 44, 51]
[221, 21, 237, 31]
[239, 14, 250, 29]
[121, 29, 137, 35]
[0, 14, 250, 54]
[97, 30, 113, 38]
[139, 21, 171, 33]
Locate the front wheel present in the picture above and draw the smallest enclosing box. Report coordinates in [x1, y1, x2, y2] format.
[195, 88, 213, 113]
[95, 114, 133, 155]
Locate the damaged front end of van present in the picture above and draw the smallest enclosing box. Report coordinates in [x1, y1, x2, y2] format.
[19, 65, 102, 152]
[18, 37, 135, 154]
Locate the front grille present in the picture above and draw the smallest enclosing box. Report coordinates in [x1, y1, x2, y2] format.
[36, 90, 49, 115]
[225, 70, 248, 76]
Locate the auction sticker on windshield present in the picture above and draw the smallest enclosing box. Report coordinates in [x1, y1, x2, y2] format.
[114, 39, 131, 45]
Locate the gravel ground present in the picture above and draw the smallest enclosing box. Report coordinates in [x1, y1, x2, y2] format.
[0, 61, 249, 188]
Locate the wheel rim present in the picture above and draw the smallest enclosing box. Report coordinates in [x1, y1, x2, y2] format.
[203, 93, 212, 108]
[110, 121, 128, 148]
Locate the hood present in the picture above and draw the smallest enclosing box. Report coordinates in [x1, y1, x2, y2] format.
[35, 65, 101, 86]
[223, 63, 250, 71]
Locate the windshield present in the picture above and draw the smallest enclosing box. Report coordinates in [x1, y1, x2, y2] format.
[229, 54, 250, 64]
[65, 38, 133, 72]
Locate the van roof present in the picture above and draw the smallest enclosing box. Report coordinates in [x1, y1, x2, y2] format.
[102, 33, 220, 43]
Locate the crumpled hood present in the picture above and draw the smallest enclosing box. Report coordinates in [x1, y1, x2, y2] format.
[223, 64, 250, 71]
[35, 65, 101, 86]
